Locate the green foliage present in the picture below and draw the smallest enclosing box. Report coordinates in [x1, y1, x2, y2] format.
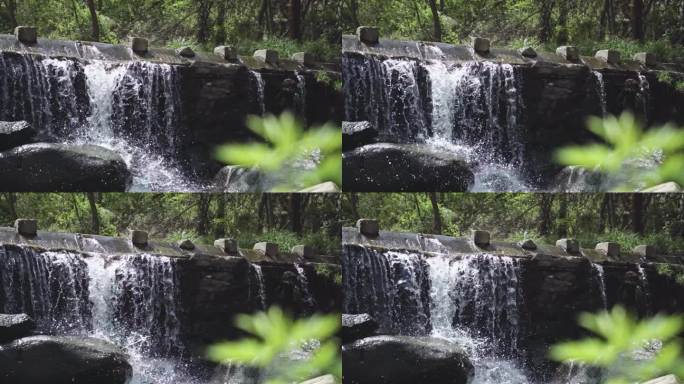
[216, 112, 342, 191]
[555, 113, 684, 190]
[165, 229, 206, 244]
[657, 72, 684, 93]
[572, 38, 684, 63]
[207, 307, 341, 384]
[551, 307, 684, 384]
[656, 264, 684, 286]
[314, 264, 342, 285]
[236, 38, 337, 62]
[314, 72, 342, 92]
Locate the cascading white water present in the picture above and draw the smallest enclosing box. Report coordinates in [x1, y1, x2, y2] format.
[295, 71, 307, 125]
[592, 71, 608, 116]
[295, 263, 317, 311]
[426, 254, 531, 383]
[250, 264, 268, 310]
[250, 70, 266, 115]
[637, 73, 651, 121]
[591, 263, 608, 309]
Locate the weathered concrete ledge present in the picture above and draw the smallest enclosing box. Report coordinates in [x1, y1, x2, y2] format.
[342, 35, 684, 73]
[342, 227, 683, 266]
[0, 226, 337, 266]
[0, 34, 338, 72]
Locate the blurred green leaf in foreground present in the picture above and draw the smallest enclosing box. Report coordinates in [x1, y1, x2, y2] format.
[216, 112, 342, 191]
[555, 113, 684, 190]
[207, 307, 341, 384]
[551, 306, 684, 384]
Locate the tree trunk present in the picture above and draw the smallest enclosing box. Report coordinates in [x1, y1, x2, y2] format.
[289, 0, 302, 41]
[86, 192, 100, 234]
[197, 0, 213, 44]
[4, 0, 18, 29]
[538, 0, 554, 43]
[85, 0, 100, 42]
[632, 194, 645, 234]
[290, 194, 302, 234]
[197, 195, 212, 236]
[426, 0, 442, 42]
[632, 0, 645, 41]
[213, 0, 227, 45]
[538, 195, 555, 236]
[557, 1, 569, 44]
[2, 193, 18, 221]
[214, 195, 226, 239]
[557, 195, 569, 238]
[429, 193, 442, 235]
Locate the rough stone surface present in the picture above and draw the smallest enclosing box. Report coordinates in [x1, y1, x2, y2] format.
[130, 230, 148, 246]
[14, 219, 37, 237]
[596, 49, 620, 64]
[520, 46, 538, 58]
[357, 219, 379, 238]
[520, 239, 538, 250]
[356, 26, 379, 45]
[634, 52, 657, 66]
[300, 375, 336, 384]
[213, 166, 269, 192]
[343, 143, 474, 192]
[343, 336, 474, 384]
[342, 121, 378, 151]
[596, 242, 620, 257]
[471, 37, 490, 54]
[254, 242, 279, 258]
[0, 314, 35, 343]
[342, 314, 378, 344]
[634, 245, 657, 259]
[176, 46, 195, 58]
[643, 375, 680, 384]
[291, 52, 314, 66]
[0, 121, 35, 151]
[292, 245, 314, 259]
[643, 182, 682, 192]
[0, 335, 132, 384]
[131, 37, 148, 53]
[213, 45, 237, 60]
[0, 143, 131, 192]
[472, 230, 490, 246]
[556, 238, 580, 254]
[254, 49, 279, 65]
[14, 26, 37, 44]
[178, 239, 195, 250]
[299, 182, 340, 193]
[556, 46, 579, 61]
[214, 238, 238, 254]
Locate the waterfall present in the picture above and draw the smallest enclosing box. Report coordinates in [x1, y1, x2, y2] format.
[342, 245, 431, 335]
[0, 53, 89, 137]
[0, 52, 200, 192]
[249, 70, 266, 115]
[250, 264, 267, 310]
[0, 245, 91, 334]
[637, 73, 651, 122]
[294, 263, 317, 312]
[343, 54, 531, 191]
[591, 263, 608, 309]
[295, 71, 307, 125]
[0, 244, 191, 384]
[637, 264, 652, 315]
[592, 71, 608, 116]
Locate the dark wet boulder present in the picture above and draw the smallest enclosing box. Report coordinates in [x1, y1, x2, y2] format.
[342, 314, 378, 344]
[343, 143, 474, 192]
[0, 121, 35, 151]
[343, 121, 378, 151]
[0, 335, 132, 384]
[213, 166, 272, 192]
[0, 314, 35, 343]
[342, 335, 473, 384]
[0, 143, 131, 192]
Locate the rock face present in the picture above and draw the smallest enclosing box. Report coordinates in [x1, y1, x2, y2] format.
[342, 314, 378, 344]
[0, 335, 132, 384]
[0, 314, 35, 343]
[0, 143, 131, 192]
[213, 166, 271, 192]
[342, 121, 378, 151]
[343, 336, 474, 384]
[343, 143, 474, 192]
[0, 121, 35, 151]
